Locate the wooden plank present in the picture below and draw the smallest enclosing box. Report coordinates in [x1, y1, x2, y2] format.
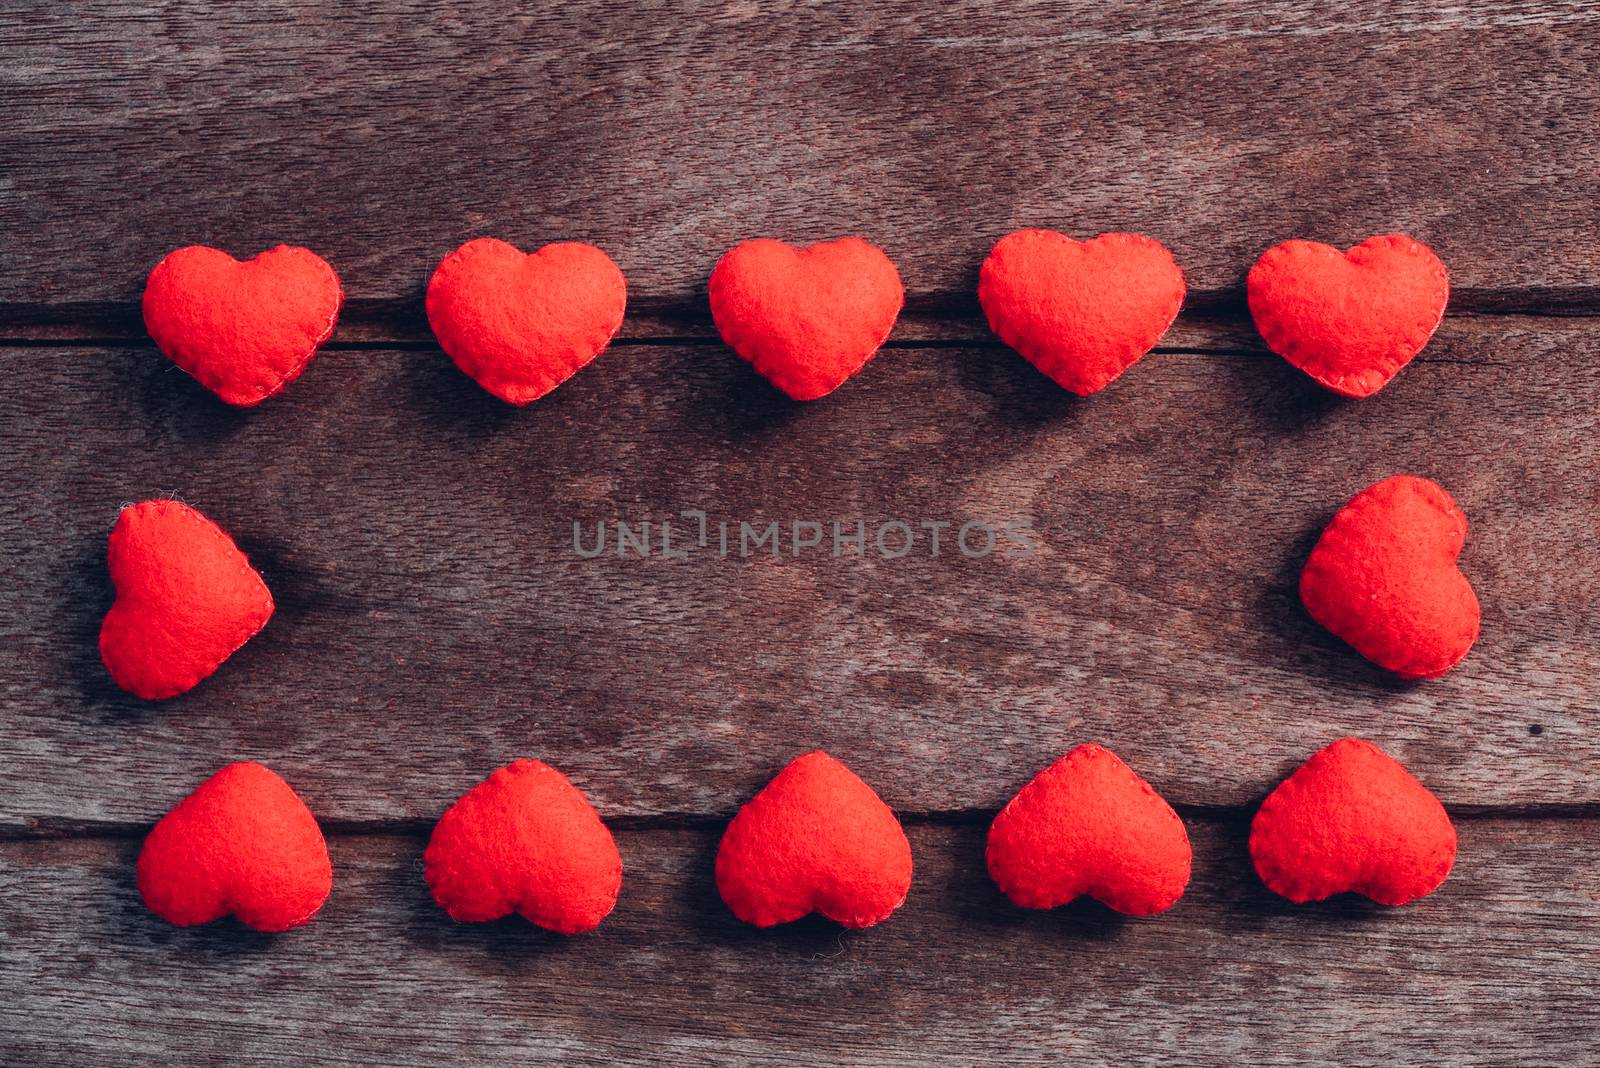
[0, 818, 1594, 1065]
[0, 317, 1596, 829]
[2, 1, 1599, 322]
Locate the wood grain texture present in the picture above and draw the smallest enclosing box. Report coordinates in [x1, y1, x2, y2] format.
[2, 0, 1599, 324]
[5, 2, 1599, 1063]
[1, 818, 1595, 1066]
[2, 316, 1596, 830]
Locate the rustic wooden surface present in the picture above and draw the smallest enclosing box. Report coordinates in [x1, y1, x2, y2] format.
[4, 0, 1600, 326]
[2, 2, 1598, 1065]
[3, 317, 1600, 831]
[1, 819, 1596, 1066]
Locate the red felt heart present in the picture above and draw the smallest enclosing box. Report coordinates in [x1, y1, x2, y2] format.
[1300, 474, 1480, 678]
[138, 762, 332, 931]
[715, 751, 912, 928]
[142, 245, 343, 406]
[99, 500, 274, 700]
[978, 230, 1186, 395]
[1250, 738, 1456, 906]
[425, 238, 628, 405]
[986, 744, 1191, 915]
[1247, 234, 1448, 397]
[423, 759, 622, 934]
[708, 237, 904, 400]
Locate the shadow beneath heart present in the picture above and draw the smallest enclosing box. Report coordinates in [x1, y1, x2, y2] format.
[949, 344, 1084, 429]
[59, 536, 156, 722]
[132, 355, 260, 448]
[388, 837, 578, 965]
[106, 847, 289, 961]
[674, 822, 862, 954]
[1206, 349, 1351, 437]
[399, 346, 524, 439]
[941, 821, 1131, 942]
[231, 533, 340, 628]
[1264, 507, 1422, 697]
[665, 343, 817, 445]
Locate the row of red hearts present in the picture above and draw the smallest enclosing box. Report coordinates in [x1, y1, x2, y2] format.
[141, 231, 1447, 407]
[137, 739, 1456, 935]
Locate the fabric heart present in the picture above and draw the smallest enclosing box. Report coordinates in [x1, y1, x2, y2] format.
[708, 237, 904, 400]
[978, 230, 1186, 395]
[715, 751, 912, 928]
[424, 759, 622, 934]
[1300, 474, 1480, 678]
[138, 762, 332, 931]
[1250, 738, 1456, 906]
[986, 744, 1190, 915]
[142, 244, 343, 406]
[99, 500, 274, 700]
[1247, 234, 1448, 397]
[425, 238, 628, 405]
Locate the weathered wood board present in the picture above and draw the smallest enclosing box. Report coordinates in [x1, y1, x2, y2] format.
[1, 819, 1595, 1066]
[3, 1, 1598, 1064]
[2, 1, 1599, 322]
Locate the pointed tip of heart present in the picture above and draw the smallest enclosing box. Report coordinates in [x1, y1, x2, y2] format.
[423, 759, 622, 934]
[1300, 474, 1480, 679]
[715, 750, 913, 928]
[137, 761, 331, 932]
[1250, 738, 1457, 907]
[986, 744, 1191, 916]
[99, 499, 274, 700]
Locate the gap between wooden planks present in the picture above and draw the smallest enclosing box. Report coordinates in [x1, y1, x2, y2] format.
[3, 296, 1600, 350]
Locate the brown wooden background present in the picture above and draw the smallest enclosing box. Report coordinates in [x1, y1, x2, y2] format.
[2, 2, 1597, 1064]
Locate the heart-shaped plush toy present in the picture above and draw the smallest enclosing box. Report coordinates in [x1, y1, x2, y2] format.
[1300, 474, 1480, 678]
[978, 230, 1186, 395]
[708, 237, 904, 400]
[986, 744, 1190, 915]
[425, 238, 628, 405]
[138, 761, 332, 931]
[423, 759, 622, 934]
[1250, 738, 1456, 905]
[142, 244, 343, 406]
[99, 500, 275, 700]
[1247, 234, 1448, 397]
[715, 751, 912, 928]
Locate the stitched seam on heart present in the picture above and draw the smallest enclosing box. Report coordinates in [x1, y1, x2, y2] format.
[424, 760, 622, 933]
[988, 745, 1190, 914]
[139, 763, 330, 931]
[1251, 740, 1455, 905]
[147, 247, 343, 407]
[236, 248, 343, 405]
[709, 280, 890, 400]
[107, 501, 273, 697]
[979, 231, 1184, 395]
[428, 239, 627, 402]
[1249, 776, 1317, 900]
[427, 240, 626, 404]
[1251, 237, 1448, 397]
[1304, 477, 1477, 678]
[708, 240, 901, 400]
